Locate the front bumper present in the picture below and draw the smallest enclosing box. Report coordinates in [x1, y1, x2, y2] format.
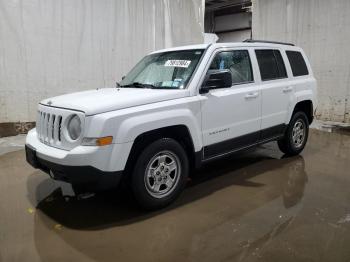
[26, 129, 132, 172]
[25, 144, 122, 191]
[25, 129, 132, 190]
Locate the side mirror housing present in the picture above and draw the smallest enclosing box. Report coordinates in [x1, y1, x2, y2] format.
[200, 70, 232, 94]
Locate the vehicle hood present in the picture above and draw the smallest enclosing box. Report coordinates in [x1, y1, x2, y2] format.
[40, 88, 190, 115]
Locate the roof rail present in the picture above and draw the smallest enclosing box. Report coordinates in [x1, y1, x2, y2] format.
[243, 39, 295, 46]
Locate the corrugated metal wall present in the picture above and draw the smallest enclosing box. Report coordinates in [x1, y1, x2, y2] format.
[252, 0, 350, 123]
[0, 0, 204, 123]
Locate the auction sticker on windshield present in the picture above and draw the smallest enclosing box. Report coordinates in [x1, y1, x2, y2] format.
[164, 60, 191, 68]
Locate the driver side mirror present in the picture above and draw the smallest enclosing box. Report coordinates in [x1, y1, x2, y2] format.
[200, 70, 232, 94]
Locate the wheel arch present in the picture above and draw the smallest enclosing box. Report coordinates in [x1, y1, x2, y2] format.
[291, 100, 314, 124]
[123, 125, 199, 179]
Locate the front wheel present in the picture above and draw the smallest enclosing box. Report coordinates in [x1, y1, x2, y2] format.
[131, 138, 189, 210]
[278, 111, 309, 156]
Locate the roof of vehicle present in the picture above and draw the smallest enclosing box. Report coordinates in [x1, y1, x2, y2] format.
[151, 41, 301, 54]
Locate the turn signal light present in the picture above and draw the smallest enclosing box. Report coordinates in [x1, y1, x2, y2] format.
[96, 136, 113, 146]
[82, 136, 113, 146]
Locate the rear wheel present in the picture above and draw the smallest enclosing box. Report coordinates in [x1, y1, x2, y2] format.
[278, 111, 309, 156]
[131, 138, 189, 210]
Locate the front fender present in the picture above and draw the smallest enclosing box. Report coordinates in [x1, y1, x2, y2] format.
[116, 108, 202, 151]
[84, 97, 203, 153]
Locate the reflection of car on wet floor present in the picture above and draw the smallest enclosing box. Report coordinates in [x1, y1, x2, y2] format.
[25, 40, 317, 209]
[184, 156, 309, 261]
[32, 154, 308, 261]
[282, 157, 307, 208]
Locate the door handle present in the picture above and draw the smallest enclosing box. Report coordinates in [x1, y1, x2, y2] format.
[283, 86, 293, 93]
[245, 92, 259, 99]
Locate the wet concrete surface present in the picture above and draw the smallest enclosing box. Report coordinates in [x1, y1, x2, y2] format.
[1, 129, 350, 262]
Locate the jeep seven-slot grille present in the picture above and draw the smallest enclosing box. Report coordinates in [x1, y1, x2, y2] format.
[37, 111, 63, 144]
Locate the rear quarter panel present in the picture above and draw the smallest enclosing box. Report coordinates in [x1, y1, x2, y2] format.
[284, 47, 317, 123]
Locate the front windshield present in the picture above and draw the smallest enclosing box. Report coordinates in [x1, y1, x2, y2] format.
[120, 49, 204, 89]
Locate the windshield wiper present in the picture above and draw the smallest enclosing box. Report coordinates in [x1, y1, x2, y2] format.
[120, 82, 156, 89]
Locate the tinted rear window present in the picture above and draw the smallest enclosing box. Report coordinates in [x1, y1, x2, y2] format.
[255, 50, 287, 81]
[286, 51, 309, 76]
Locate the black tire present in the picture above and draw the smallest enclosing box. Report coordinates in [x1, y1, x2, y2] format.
[278, 111, 309, 156]
[131, 138, 189, 210]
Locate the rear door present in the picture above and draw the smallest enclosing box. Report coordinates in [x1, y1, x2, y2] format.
[254, 48, 292, 140]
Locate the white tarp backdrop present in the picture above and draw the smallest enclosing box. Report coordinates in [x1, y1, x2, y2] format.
[0, 0, 204, 123]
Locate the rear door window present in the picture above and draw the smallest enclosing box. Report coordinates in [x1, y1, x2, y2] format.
[286, 51, 309, 76]
[255, 49, 287, 81]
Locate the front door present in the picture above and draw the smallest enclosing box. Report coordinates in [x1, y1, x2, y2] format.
[200, 49, 262, 159]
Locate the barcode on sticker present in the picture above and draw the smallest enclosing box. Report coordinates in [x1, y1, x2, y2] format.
[165, 60, 191, 68]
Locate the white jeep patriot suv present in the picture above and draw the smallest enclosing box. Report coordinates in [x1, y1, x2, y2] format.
[26, 40, 317, 209]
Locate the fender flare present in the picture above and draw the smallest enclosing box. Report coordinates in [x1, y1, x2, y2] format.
[286, 90, 314, 124]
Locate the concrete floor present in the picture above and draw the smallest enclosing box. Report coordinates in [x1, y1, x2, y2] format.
[1, 129, 350, 262]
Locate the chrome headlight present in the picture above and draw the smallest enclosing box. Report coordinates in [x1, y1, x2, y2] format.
[67, 114, 82, 140]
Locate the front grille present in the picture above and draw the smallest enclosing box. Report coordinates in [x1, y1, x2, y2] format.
[36, 104, 85, 150]
[37, 111, 63, 144]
